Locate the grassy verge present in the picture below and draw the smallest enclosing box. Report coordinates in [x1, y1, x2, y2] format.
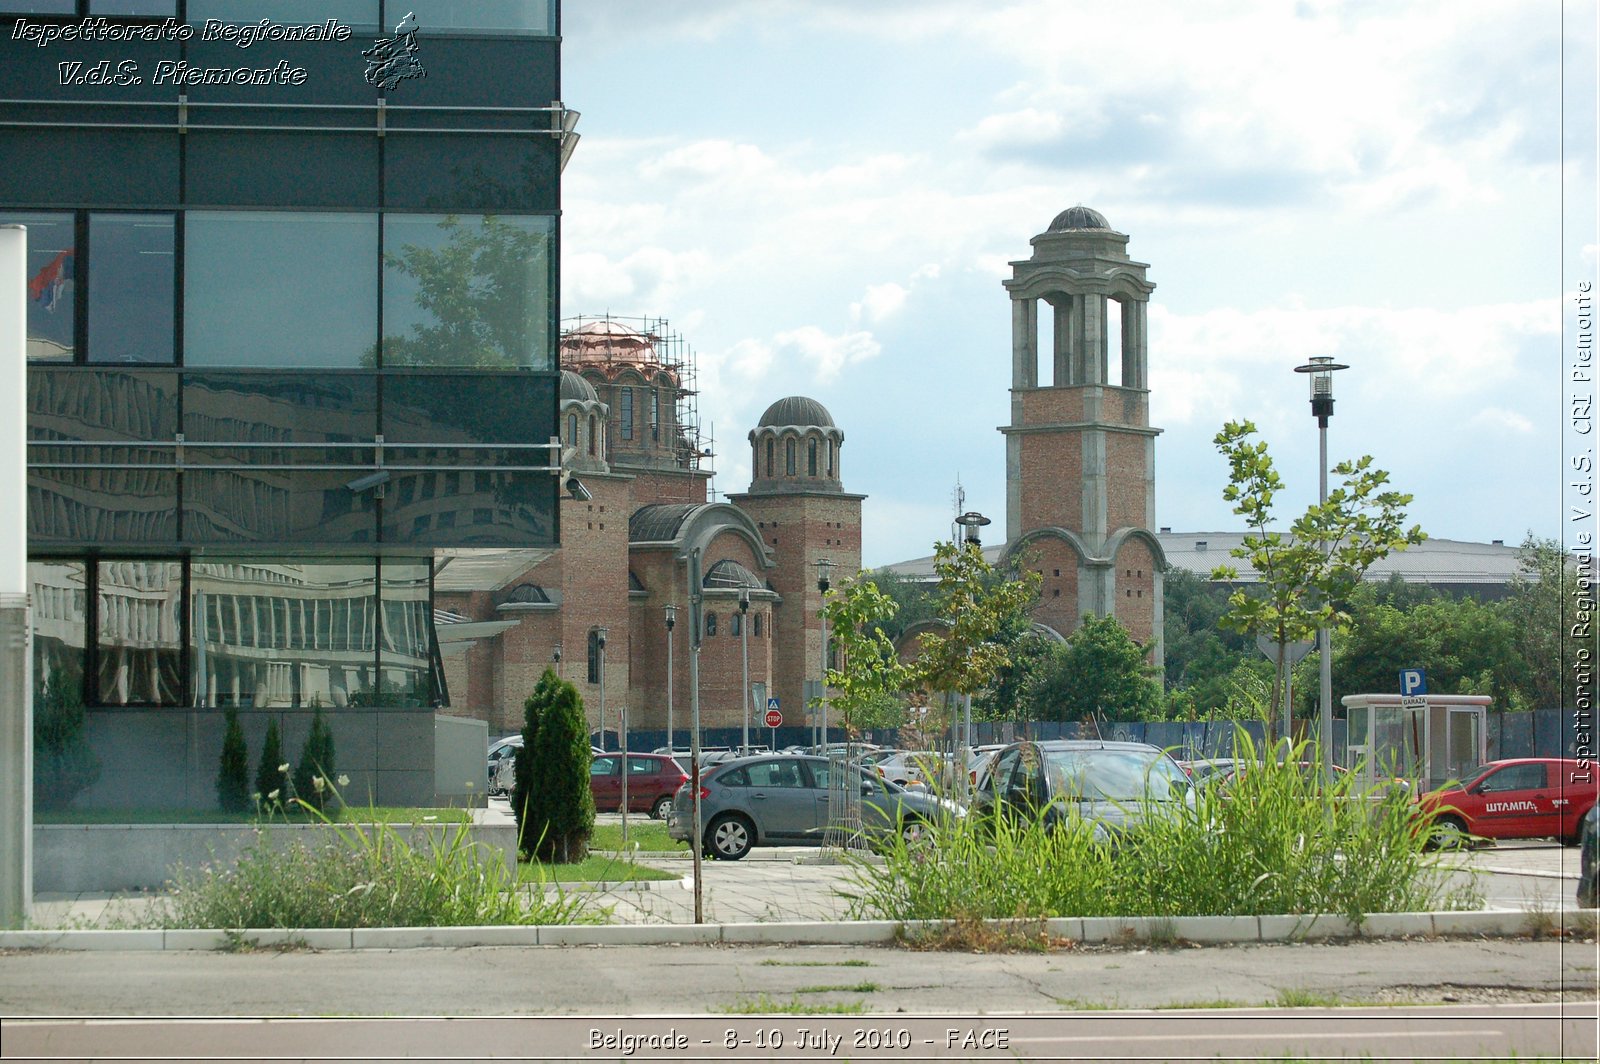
[588, 822, 687, 853]
[519, 854, 678, 884]
[36, 807, 473, 825]
[847, 731, 1482, 926]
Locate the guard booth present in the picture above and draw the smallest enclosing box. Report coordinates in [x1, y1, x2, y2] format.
[1340, 693, 1490, 790]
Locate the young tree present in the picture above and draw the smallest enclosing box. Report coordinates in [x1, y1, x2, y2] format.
[293, 706, 337, 813]
[512, 668, 560, 852]
[1023, 614, 1165, 722]
[255, 715, 285, 809]
[216, 709, 251, 814]
[521, 669, 594, 863]
[908, 540, 1042, 739]
[822, 575, 915, 738]
[1500, 535, 1596, 711]
[1210, 420, 1426, 737]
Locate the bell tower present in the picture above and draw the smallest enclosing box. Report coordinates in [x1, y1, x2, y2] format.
[1000, 206, 1165, 663]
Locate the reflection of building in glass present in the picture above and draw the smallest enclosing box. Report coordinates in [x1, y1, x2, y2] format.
[8, 1, 567, 809]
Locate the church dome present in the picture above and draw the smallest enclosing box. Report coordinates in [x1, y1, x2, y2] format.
[1048, 205, 1114, 232]
[756, 396, 835, 429]
[559, 369, 598, 403]
[559, 319, 661, 366]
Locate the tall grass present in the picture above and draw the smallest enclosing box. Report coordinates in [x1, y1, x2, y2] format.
[144, 800, 596, 929]
[845, 732, 1480, 924]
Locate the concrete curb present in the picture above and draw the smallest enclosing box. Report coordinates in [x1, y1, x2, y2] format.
[4, 909, 1594, 952]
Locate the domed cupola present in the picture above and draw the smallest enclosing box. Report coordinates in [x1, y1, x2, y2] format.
[1048, 205, 1115, 232]
[558, 369, 609, 473]
[747, 395, 845, 495]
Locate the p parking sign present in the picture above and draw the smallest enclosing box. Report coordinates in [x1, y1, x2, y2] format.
[1399, 668, 1427, 698]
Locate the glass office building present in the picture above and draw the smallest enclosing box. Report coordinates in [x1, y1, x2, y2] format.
[3, 1, 564, 807]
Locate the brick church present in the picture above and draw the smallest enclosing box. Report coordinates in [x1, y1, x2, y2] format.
[435, 319, 863, 742]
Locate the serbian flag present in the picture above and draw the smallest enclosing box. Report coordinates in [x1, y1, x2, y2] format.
[27, 248, 74, 312]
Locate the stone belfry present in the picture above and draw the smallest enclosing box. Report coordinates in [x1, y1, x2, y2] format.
[999, 206, 1165, 665]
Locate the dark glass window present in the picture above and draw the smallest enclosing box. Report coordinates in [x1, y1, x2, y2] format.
[11, 212, 75, 362]
[382, 214, 552, 369]
[649, 389, 660, 441]
[87, 213, 173, 364]
[185, 212, 378, 368]
[753, 614, 763, 638]
[189, 0, 376, 23]
[390, 0, 554, 34]
[765, 439, 774, 478]
[90, 1, 176, 13]
[785, 439, 796, 476]
[730, 613, 742, 637]
[30, 561, 87, 722]
[587, 414, 597, 456]
[567, 412, 578, 444]
[619, 387, 634, 440]
[586, 628, 601, 684]
[2, 2, 76, 12]
[704, 611, 717, 637]
[191, 559, 376, 709]
[807, 439, 818, 476]
[827, 442, 835, 477]
[96, 559, 183, 706]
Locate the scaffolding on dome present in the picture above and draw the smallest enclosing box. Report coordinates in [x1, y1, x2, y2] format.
[558, 314, 713, 476]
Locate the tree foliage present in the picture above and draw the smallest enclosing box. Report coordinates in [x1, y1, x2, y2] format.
[518, 668, 595, 863]
[216, 709, 251, 814]
[822, 575, 914, 736]
[909, 540, 1042, 704]
[255, 715, 285, 809]
[1022, 614, 1165, 722]
[1501, 535, 1595, 710]
[1210, 419, 1426, 729]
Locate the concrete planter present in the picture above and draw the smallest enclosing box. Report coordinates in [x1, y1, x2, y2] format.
[34, 821, 517, 894]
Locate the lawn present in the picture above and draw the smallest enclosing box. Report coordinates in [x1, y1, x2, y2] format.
[589, 821, 688, 853]
[519, 854, 679, 885]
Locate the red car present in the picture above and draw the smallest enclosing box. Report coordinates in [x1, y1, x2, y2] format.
[590, 753, 689, 819]
[1419, 758, 1598, 846]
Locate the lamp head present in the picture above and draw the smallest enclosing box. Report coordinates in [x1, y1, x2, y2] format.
[816, 557, 833, 592]
[955, 510, 991, 547]
[739, 589, 750, 614]
[595, 626, 608, 650]
[551, 641, 563, 663]
[1294, 357, 1348, 427]
[664, 604, 677, 630]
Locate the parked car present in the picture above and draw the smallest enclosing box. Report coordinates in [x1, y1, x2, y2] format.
[1578, 804, 1598, 909]
[1179, 757, 1249, 786]
[487, 735, 522, 796]
[591, 752, 689, 819]
[667, 753, 959, 860]
[873, 750, 954, 789]
[972, 740, 1192, 838]
[1417, 758, 1598, 847]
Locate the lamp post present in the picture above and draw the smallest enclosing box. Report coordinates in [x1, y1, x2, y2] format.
[595, 627, 608, 751]
[551, 641, 562, 679]
[954, 511, 990, 793]
[687, 550, 704, 923]
[664, 605, 677, 752]
[739, 589, 751, 751]
[815, 558, 833, 749]
[1293, 356, 1348, 781]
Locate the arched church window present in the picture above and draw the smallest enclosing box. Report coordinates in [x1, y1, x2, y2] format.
[567, 413, 578, 445]
[766, 438, 775, 478]
[705, 611, 718, 637]
[588, 415, 597, 456]
[807, 439, 818, 476]
[786, 439, 796, 476]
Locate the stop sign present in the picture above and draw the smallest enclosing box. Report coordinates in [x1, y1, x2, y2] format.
[764, 708, 783, 728]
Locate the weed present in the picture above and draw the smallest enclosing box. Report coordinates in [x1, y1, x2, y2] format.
[1154, 999, 1251, 1009]
[719, 994, 869, 1015]
[898, 912, 1070, 953]
[759, 959, 873, 968]
[795, 982, 879, 994]
[1275, 988, 1344, 1008]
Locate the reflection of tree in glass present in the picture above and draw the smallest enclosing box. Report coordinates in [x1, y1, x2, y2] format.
[377, 215, 546, 369]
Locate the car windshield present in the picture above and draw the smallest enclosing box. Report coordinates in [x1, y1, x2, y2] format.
[1044, 748, 1187, 801]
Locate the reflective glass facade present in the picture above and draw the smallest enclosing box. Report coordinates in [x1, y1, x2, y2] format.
[7, 0, 563, 760]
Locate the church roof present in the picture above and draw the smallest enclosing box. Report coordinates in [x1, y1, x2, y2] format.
[756, 396, 835, 429]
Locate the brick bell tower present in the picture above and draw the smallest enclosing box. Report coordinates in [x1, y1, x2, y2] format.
[999, 206, 1165, 667]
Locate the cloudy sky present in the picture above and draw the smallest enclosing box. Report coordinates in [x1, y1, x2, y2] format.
[559, 0, 1596, 569]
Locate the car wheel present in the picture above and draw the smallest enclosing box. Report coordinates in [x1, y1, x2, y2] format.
[651, 795, 674, 821]
[708, 813, 754, 861]
[1430, 814, 1470, 850]
[900, 816, 931, 846]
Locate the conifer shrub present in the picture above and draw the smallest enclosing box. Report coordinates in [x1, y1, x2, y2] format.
[216, 709, 251, 813]
[33, 664, 100, 811]
[515, 668, 594, 862]
[255, 715, 286, 810]
[293, 706, 337, 813]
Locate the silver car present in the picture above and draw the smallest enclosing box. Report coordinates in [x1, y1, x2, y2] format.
[668, 753, 959, 860]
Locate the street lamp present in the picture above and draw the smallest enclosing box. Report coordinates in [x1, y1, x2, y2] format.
[815, 558, 833, 748]
[954, 512, 990, 781]
[664, 605, 677, 752]
[1293, 356, 1349, 780]
[739, 589, 752, 751]
[551, 641, 562, 679]
[595, 627, 609, 752]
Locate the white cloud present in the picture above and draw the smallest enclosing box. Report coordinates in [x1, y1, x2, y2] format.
[850, 282, 908, 325]
[1470, 408, 1535, 434]
[773, 326, 882, 383]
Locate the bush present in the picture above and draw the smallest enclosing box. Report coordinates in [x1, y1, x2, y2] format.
[33, 664, 99, 812]
[148, 805, 597, 929]
[846, 728, 1480, 924]
[255, 716, 286, 811]
[216, 709, 251, 814]
[515, 669, 594, 863]
[293, 706, 336, 813]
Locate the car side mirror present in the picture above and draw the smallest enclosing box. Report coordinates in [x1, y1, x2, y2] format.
[860, 781, 873, 796]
